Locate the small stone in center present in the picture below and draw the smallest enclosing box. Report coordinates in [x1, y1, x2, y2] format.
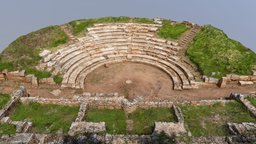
[125, 80, 133, 84]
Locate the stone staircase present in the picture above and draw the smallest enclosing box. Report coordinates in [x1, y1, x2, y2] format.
[177, 25, 202, 80]
[60, 25, 79, 44]
[178, 25, 201, 48]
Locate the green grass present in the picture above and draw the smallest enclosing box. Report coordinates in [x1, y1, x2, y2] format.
[0, 93, 10, 109]
[0, 123, 16, 135]
[53, 75, 63, 84]
[187, 25, 256, 78]
[85, 108, 126, 134]
[1, 26, 68, 71]
[128, 108, 175, 135]
[247, 96, 256, 107]
[181, 102, 256, 137]
[25, 68, 52, 79]
[10, 102, 79, 134]
[157, 20, 190, 39]
[69, 16, 155, 36]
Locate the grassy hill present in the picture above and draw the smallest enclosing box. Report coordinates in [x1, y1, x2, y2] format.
[187, 25, 256, 78]
[0, 26, 68, 71]
[0, 17, 255, 80]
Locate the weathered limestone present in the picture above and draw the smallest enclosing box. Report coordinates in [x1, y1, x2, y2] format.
[50, 89, 62, 96]
[228, 122, 256, 135]
[238, 81, 254, 86]
[31, 75, 38, 87]
[218, 77, 228, 88]
[75, 103, 87, 122]
[68, 122, 106, 136]
[39, 50, 51, 57]
[7, 133, 39, 144]
[154, 105, 186, 137]
[38, 23, 195, 90]
[231, 93, 256, 117]
[39, 77, 55, 85]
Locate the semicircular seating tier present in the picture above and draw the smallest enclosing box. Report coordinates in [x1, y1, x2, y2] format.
[42, 23, 195, 90]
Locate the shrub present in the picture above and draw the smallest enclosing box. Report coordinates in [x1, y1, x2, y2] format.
[157, 20, 190, 39]
[53, 75, 63, 84]
[187, 25, 256, 78]
[1, 26, 68, 71]
[25, 68, 52, 79]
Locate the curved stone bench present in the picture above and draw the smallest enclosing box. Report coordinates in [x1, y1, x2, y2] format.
[41, 23, 195, 90]
[74, 55, 182, 90]
[62, 53, 189, 90]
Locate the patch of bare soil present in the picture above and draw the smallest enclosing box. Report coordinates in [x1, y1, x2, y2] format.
[84, 62, 174, 100]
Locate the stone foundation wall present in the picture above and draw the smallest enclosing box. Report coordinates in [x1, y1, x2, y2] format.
[68, 122, 106, 136]
[0, 71, 56, 86]
[0, 86, 26, 120]
[218, 74, 256, 87]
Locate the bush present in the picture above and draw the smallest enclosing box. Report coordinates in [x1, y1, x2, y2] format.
[25, 68, 52, 79]
[187, 25, 256, 78]
[157, 20, 190, 39]
[53, 75, 63, 84]
[1, 26, 68, 71]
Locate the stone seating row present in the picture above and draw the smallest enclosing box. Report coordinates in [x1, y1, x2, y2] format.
[48, 38, 179, 67]
[51, 45, 180, 76]
[61, 53, 192, 90]
[41, 23, 194, 90]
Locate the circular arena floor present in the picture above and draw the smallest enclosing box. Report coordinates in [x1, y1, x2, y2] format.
[84, 62, 174, 99]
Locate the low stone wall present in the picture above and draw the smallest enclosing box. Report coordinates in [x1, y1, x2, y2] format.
[105, 134, 151, 144]
[0, 70, 56, 86]
[218, 74, 256, 87]
[75, 103, 87, 122]
[188, 99, 234, 106]
[0, 86, 26, 120]
[68, 122, 106, 136]
[230, 93, 256, 117]
[154, 105, 186, 137]
[20, 97, 80, 106]
[228, 122, 256, 135]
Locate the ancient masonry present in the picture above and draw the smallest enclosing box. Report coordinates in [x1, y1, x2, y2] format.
[0, 87, 255, 143]
[38, 23, 197, 90]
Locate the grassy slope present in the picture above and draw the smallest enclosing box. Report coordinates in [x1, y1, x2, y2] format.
[85, 108, 126, 134]
[69, 16, 155, 36]
[0, 93, 10, 109]
[187, 25, 256, 78]
[10, 102, 79, 134]
[157, 20, 190, 40]
[128, 108, 175, 135]
[0, 26, 68, 71]
[181, 102, 256, 137]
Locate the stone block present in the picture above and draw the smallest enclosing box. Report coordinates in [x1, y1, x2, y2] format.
[218, 77, 227, 88]
[50, 89, 61, 96]
[31, 75, 38, 87]
[39, 77, 55, 85]
[39, 50, 51, 57]
[239, 76, 250, 81]
[238, 81, 254, 86]
[250, 76, 256, 81]
[230, 74, 240, 81]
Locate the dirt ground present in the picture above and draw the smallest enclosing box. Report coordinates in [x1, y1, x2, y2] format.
[0, 62, 255, 101]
